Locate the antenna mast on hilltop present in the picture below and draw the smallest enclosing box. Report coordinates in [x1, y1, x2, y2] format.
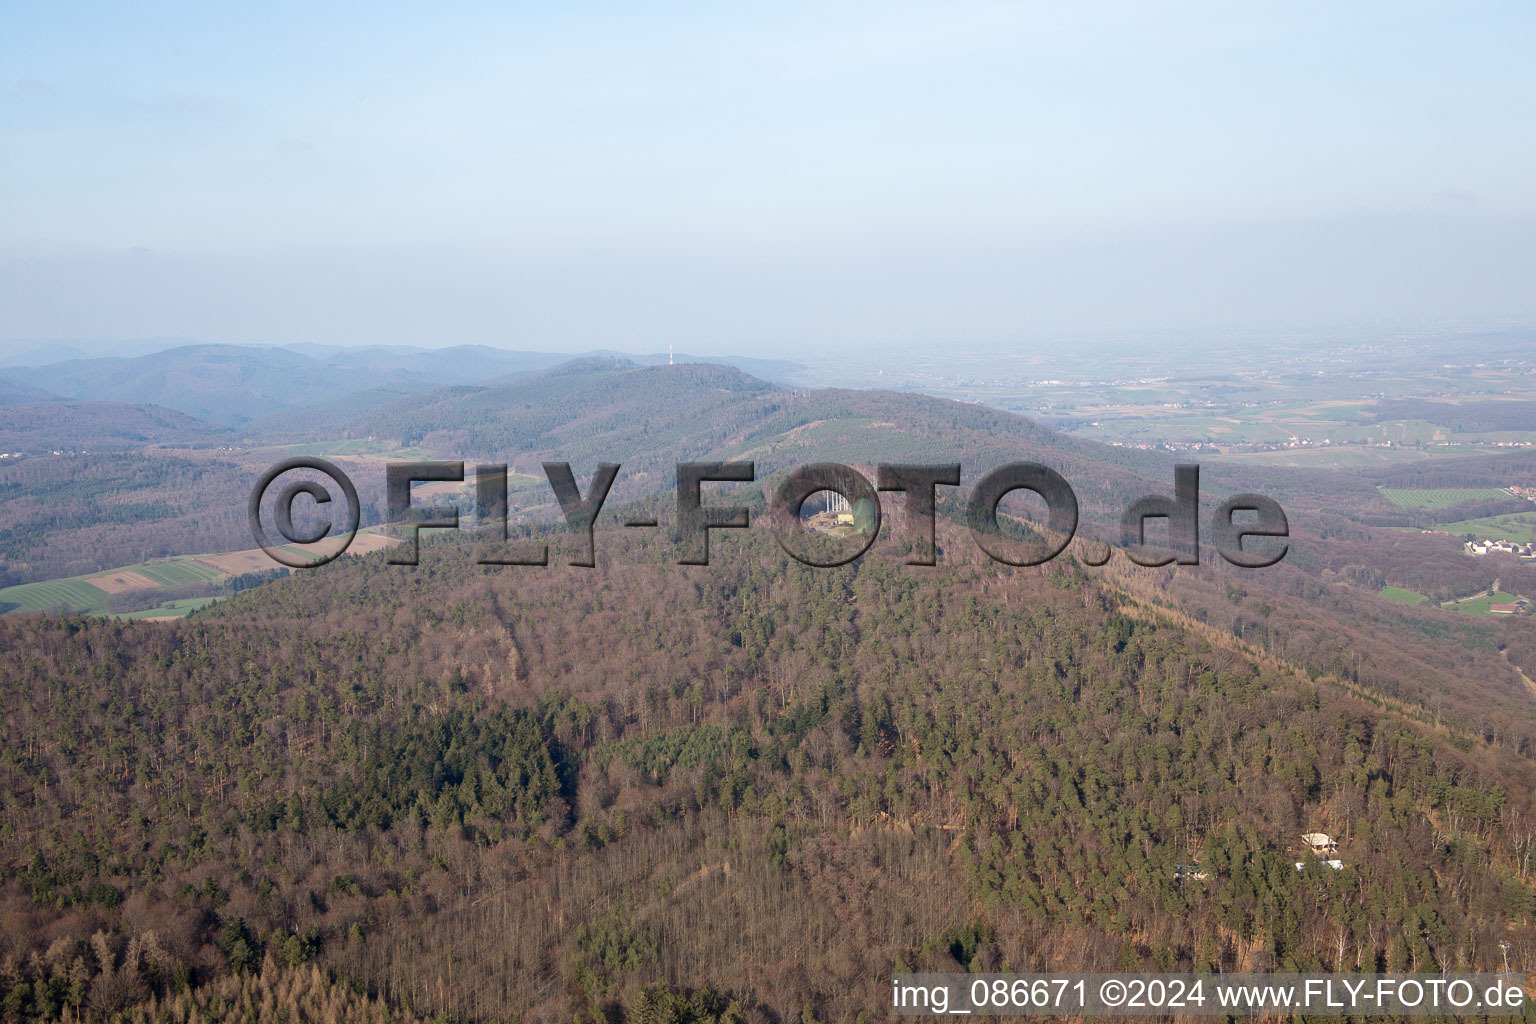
[669, 343, 673, 366]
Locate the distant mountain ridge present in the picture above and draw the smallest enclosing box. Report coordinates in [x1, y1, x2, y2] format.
[3, 342, 806, 426]
[0, 336, 204, 366]
[7, 345, 364, 426]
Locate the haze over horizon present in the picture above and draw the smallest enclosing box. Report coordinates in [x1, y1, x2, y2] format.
[4, 1, 1535, 357]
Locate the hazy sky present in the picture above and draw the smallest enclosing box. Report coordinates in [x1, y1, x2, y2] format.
[3, 1, 1534, 355]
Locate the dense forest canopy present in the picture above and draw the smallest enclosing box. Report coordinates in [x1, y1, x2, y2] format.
[3, 511, 1535, 1022]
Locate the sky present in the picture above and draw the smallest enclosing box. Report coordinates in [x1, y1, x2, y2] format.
[3, 0, 1535, 356]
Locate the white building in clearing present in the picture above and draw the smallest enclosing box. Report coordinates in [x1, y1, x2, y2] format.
[1296, 832, 1345, 870]
[1301, 832, 1337, 855]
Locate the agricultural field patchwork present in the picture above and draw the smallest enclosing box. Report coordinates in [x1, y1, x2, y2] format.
[1, 556, 227, 616]
[2, 534, 401, 618]
[950, 366, 1536, 466]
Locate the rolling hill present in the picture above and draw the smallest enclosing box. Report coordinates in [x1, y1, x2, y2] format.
[0, 374, 59, 407]
[5, 345, 394, 426]
[2, 358, 1176, 584]
[0, 400, 222, 450]
[316, 358, 1184, 525]
[4, 343, 809, 429]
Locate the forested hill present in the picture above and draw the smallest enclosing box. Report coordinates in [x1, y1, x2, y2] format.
[0, 376, 58, 407]
[7, 346, 345, 427]
[272, 359, 1185, 519]
[0, 401, 222, 450]
[3, 522, 1536, 1022]
[261, 357, 1485, 527]
[0, 358, 1193, 583]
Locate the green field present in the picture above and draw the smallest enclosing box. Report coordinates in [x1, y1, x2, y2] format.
[130, 559, 225, 586]
[1380, 585, 1430, 606]
[112, 596, 221, 620]
[1378, 487, 1510, 509]
[1435, 512, 1536, 545]
[1446, 591, 1523, 616]
[0, 577, 109, 614]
